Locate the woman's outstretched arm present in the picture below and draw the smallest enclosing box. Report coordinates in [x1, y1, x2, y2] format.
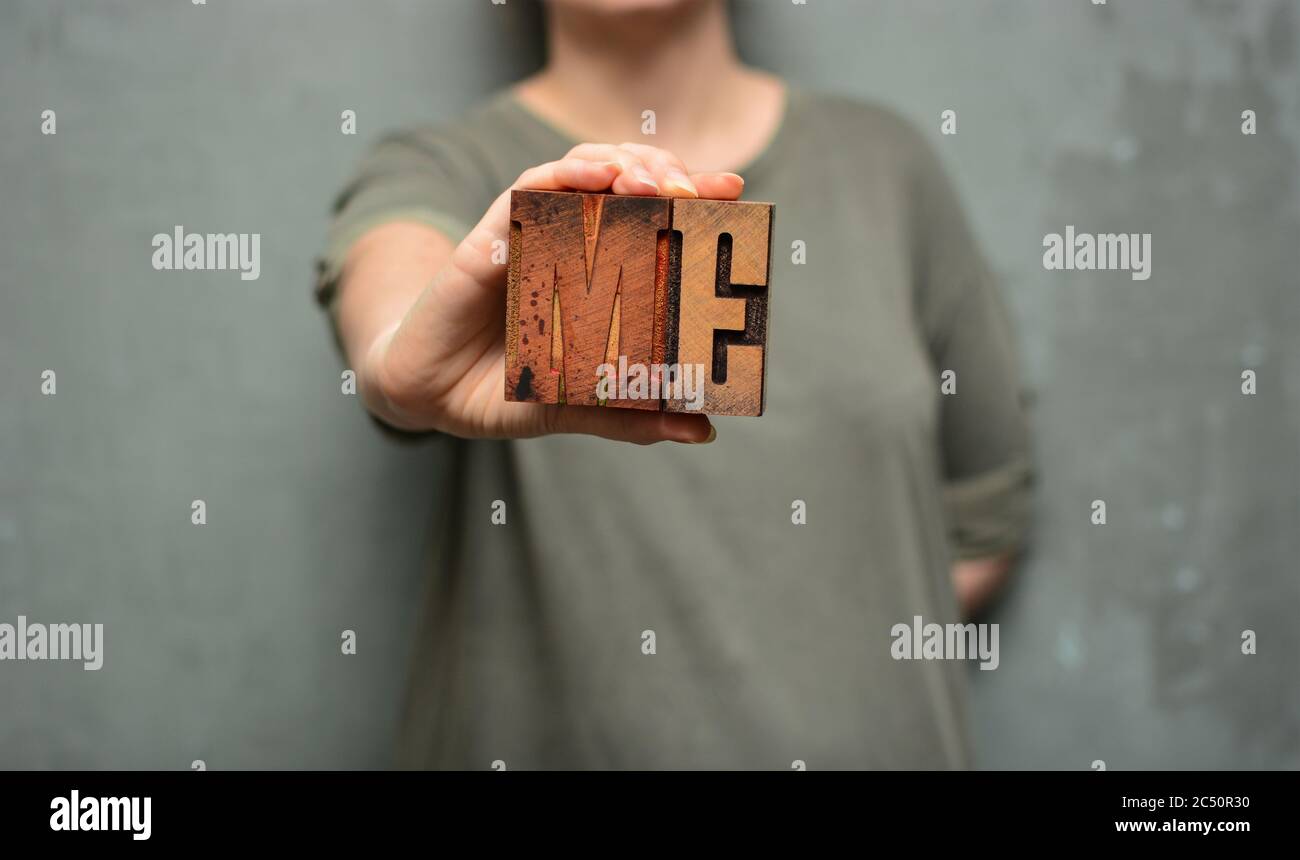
[332, 143, 744, 445]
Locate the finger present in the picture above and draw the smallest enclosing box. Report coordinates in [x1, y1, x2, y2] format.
[689, 172, 745, 201]
[513, 156, 623, 193]
[542, 404, 715, 445]
[565, 143, 661, 195]
[617, 142, 698, 198]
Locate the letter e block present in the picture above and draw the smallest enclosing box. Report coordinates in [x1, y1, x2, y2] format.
[665, 198, 772, 416]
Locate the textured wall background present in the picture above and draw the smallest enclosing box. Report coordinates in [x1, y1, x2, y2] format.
[1, 0, 1296, 769]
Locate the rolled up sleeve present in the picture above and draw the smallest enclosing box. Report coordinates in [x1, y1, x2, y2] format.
[315, 128, 487, 311]
[908, 130, 1034, 559]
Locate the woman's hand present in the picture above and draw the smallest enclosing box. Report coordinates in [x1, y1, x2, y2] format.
[336, 142, 744, 444]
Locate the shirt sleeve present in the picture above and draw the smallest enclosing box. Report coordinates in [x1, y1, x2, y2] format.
[314, 127, 497, 311]
[907, 130, 1033, 560]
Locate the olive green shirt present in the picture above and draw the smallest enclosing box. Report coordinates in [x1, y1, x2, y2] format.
[318, 89, 1031, 769]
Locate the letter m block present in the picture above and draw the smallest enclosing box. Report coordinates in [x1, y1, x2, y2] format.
[506, 189, 670, 409]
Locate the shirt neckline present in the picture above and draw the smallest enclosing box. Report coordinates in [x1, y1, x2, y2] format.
[495, 83, 800, 186]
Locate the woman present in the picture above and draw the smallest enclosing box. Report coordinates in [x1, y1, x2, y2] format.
[317, 0, 1031, 769]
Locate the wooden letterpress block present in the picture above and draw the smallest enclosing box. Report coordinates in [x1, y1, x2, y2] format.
[505, 191, 773, 416]
[506, 189, 671, 409]
[663, 198, 773, 417]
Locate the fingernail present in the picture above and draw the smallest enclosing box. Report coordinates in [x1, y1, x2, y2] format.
[665, 170, 699, 197]
[632, 165, 659, 190]
[689, 424, 717, 444]
[598, 160, 623, 172]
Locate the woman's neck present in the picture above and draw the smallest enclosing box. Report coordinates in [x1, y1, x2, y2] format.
[515, 0, 785, 174]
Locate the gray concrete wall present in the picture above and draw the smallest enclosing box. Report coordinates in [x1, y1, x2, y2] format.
[1, 0, 1296, 769]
